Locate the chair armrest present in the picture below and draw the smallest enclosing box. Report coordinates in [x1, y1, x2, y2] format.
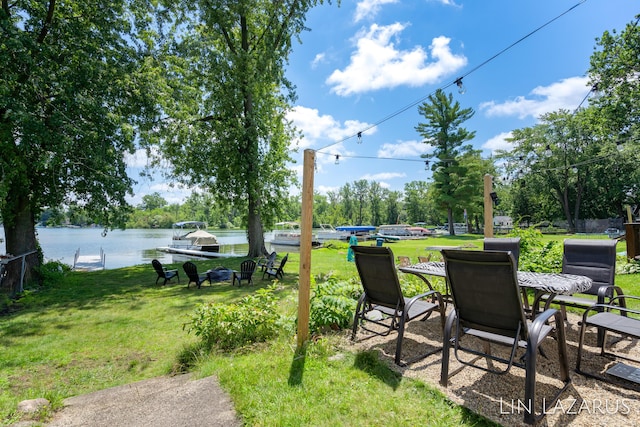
[581, 296, 640, 322]
[405, 289, 444, 310]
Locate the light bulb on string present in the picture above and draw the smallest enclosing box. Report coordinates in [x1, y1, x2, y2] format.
[357, 132, 362, 144]
[335, 154, 340, 165]
[455, 77, 466, 95]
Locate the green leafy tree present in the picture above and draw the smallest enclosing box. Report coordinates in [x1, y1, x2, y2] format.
[404, 180, 430, 224]
[415, 89, 476, 235]
[139, 193, 168, 211]
[384, 190, 403, 225]
[150, 0, 330, 257]
[0, 0, 158, 295]
[368, 181, 384, 226]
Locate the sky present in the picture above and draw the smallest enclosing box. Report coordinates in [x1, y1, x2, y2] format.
[126, 0, 639, 205]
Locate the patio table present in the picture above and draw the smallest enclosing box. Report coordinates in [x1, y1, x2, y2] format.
[399, 261, 593, 316]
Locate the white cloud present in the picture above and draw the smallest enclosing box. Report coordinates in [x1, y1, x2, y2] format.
[316, 185, 341, 195]
[377, 139, 432, 158]
[354, 0, 399, 22]
[124, 147, 151, 168]
[361, 172, 406, 180]
[311, 53, 326, 69]
[326, 24, 467, 96]
[286, 106, 375, 148]
[482, 132, 513, 154]
[480, 76, 590, 120]
[427, 0, 461, 7]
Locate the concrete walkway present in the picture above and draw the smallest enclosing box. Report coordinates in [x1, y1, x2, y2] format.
[43, 374, 240, 427]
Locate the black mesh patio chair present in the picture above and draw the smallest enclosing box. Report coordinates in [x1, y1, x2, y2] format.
[152, 259, 179, 286]
[576, 294, 640, 390]
[537, 239, 623, 342]
[484, 237, 526, 309]
[440, 249, 571, 425]
[233, 259, 256, 286]
[351, 246, 445, 366]
[483, 237, 521, 268]
[263, 253, 288, 280]
[182, 261, 208, 289]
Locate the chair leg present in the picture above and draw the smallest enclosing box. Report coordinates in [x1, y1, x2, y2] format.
[394, 317, 406, 366]
[440, 312, 456, 387]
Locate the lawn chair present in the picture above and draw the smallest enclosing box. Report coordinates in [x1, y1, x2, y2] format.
[576, 294, 640, 390]
[152, 259, 179, 286]
[233, 259, 256, 286]
[483, 237, 521, 268]
[397, 255, 411, 267]
[483, 237, 527, 309]
[536, 239, 623, 343]
[351, 246, 445, 366]
[182, 261, 208, 289]
[263, 253, 288, 280]
[440, 249, 570, 425]
[258, 251, 277, 272]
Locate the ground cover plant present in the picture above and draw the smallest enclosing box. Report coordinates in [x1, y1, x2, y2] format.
[1, 233, 637, 425]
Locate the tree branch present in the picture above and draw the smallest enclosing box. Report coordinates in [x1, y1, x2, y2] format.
[37, 0, 56, 43]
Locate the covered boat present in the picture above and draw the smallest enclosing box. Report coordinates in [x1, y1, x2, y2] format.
[157, 221, 222, 257]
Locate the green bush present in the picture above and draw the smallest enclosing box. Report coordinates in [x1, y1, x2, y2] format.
[34, 261, 70, 287]
[185, 285, 282, 350]
[508, 227, 562, 272]
[308, 278, 360, 334]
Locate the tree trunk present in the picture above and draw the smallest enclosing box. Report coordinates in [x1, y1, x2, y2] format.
[2, 191, 40, 297]
[447, 207, 455, 236]
[246, 193, 267, 257]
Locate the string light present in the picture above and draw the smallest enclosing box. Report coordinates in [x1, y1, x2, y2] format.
[334, 154, 340, 165]
[357, 132, 362, 144]
[455, 77, 466, 95]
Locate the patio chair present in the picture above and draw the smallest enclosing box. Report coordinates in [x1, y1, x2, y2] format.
[440, 249, 570, 425]
[484, 237, 527, 309]
[152, 259, 179, 286]
[537, 239, 623, 342]
[263, 253, 288, 280]
[258, 251, 277, 272]
[417, 254, 432, 263]
[351, 246, 445, 366]
[483, 237, 520, 268]
[233, 259, 256, 286]
[182, 261, 208, 289]
[576, 294, 640, 390]
[396, 255, 411, 267]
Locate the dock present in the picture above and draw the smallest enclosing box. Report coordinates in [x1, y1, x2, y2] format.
[73, 248, 106, 271]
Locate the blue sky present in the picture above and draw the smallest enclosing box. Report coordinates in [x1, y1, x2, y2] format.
[126, 0, 639, 205]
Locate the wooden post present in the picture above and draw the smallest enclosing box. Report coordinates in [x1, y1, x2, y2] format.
[484, 174, 494, 237]
[297, 149, 315, 349]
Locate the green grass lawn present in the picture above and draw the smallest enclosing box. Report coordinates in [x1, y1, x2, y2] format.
[1, 234, 637, 425]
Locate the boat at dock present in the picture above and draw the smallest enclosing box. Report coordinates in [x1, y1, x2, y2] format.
[315, 224, 352, 241]
[334, 225, 376, 241]
[157, 221, 227, 258]
[270, 222, 321, 247]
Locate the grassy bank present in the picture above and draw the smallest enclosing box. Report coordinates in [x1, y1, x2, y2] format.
[1, 234, 636, 425]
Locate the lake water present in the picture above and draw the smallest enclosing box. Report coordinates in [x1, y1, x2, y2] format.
[0, 227, 288, 269]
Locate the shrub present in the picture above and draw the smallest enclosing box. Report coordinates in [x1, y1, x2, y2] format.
[308, 278, 360, 335]
[185, 285, 282, 351]
[508, 227, 562, 272]
[34, 261, 70, 287]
